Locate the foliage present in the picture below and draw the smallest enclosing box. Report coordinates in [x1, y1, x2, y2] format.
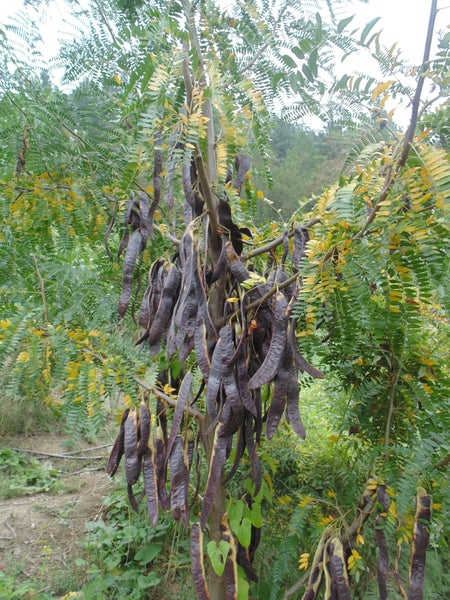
[79, 488, 196, 600]
[0, 448, 62, 499]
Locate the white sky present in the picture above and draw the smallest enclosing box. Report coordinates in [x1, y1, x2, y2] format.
[0, 0, 448, 127]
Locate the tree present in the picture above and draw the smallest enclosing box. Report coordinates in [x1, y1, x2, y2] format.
[0, 1, 448, 599]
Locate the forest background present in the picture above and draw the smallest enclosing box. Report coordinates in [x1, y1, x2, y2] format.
[0, 1, 449, 599]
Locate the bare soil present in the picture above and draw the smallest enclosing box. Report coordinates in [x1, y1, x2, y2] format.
[0, 433, 116, 592]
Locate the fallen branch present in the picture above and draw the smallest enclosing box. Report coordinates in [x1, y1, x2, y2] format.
[10, 448, 107, 460]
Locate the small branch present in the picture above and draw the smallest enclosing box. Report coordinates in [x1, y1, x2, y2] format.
[132, 375, 205, 422]
[94, 0, 118, 45]
[432, 454, 450, 470]
[244, 218, 321, 260]
[32, 255, 49, 327]
[353, 0, 438, 241]
[384, 367, 401, 449]
[10, 448, 106, 460]
[244, 271, 300, 313]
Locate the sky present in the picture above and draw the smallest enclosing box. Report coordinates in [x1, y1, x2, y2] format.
[0, 0, 448, 127]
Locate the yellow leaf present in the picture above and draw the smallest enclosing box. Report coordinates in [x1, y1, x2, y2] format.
[431, 503, 441, 510]
[226, 297, 239, 304]
[372, 81, 395, 101]
[356, 534, 364, 545]
[17, 351, 30, 363]
[114, 74, 122, 85]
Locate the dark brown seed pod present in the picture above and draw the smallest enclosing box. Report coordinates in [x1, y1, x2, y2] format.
[236, 541, 258, 582]
[127, 482, 140, 514]
[190, 523, 211, 600]
[143, 435, 159, 527]
[292, 226, 310, 273]
[107, 408, 130, 476]
[409, 487, 431, 600]
[235, 344, 257, 417]
[206, 326, 234, 420]
[232, 152, 251, 195]
[220, 514, 238, 600]
[166, 372, 193, 460]
[375, 485, 390, 600]
[285, 348, 306, 440]
[138, 190, 150, 248]
[244, 416, 262, 496]
[200, 429, 228, 530]
[118, 230, 143, 318]
[329, 537, 352, 600]
[195, 317, 211, 383]
[288, 322, 325, 379]
[248, 291, 289, 390]
[139, 258, 164, 329]
[124, 406, 141, 485]
[225, 423, 246, 483]
[169, 435, 189, 527]
[265, 367, 289, 441]
[138, 399, 151, 456]
[155, 426, 170, 512]
[138, 263, 181, 347]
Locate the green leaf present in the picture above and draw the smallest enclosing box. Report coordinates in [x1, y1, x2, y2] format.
[235, 517, 252, 548]
[292, 47, 305, 60]
[134, 543, 162, 565]
[207, 540, 230, 576]
[281, 54, 297, 69]
[360, 17, 381, 44]
[237, 565, 250, 600]
[337, 15, 355, 33]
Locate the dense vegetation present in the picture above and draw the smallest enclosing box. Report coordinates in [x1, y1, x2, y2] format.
[0, 0, 448, 599]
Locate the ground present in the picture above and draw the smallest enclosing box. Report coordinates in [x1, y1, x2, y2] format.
[0, 433, 116, 596]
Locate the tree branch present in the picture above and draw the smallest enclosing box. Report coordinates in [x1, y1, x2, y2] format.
[132, 375, 205, 422]
[353, 0, 438, 241]
[244, 218, 321, 260]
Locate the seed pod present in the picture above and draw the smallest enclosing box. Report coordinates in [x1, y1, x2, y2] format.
[292, 226, 309, 273]
[265, 367, 288, 441]
[206, 326, 234, 419]
[117, 192, 138, 260]
[285, 349, 306, 439]
[166, 372, 193, 460]
[288, 322, 325, 379]
[244, 415, 262, 496]
[232, 153, 251, 195]
[302, 531, 326, 600]
[220, 514, 238, 600]
[248, 292, 289, 390]
[200, 429, 228, 530]
[235, 344, 257, 417]
[195, 317, 211, 383]
[139, 258, 164, 329]
[409, 487, 431, 600]
[375, 485, 390, 600]
[124, 406, 141, 485]
[138, 399, 151, 456]
[138, 190, 150, 248]
[190, 523, 211, 600]
[155, 425, 170, 512]
[329, 537, 351, 600]
[118, 230, 143, 317]
[169, 435, 189, 527]
[236, 541, 258, 582]
[107, 408, 130, 476]
[127, 482, 140, 514]
[138, 263, 181, 347]
[143, 433, 159, 527]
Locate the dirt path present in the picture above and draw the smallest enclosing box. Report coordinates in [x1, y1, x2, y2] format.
[0, 434, 116, 591]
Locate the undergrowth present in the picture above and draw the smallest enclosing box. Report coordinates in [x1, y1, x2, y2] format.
[0, 449, 63, 499]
